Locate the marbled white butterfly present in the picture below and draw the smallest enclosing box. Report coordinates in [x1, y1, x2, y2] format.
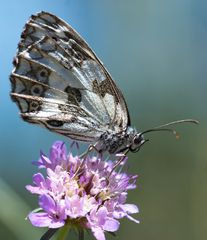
[10, 12, 198, 155]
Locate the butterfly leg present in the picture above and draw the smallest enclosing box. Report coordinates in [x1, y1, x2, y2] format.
[79, 144, 101, 159]
[107, 149, 129, 179]
[74, 144, 101, 178]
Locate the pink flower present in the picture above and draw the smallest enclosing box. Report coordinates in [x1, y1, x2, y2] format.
[26, 141, 139, 240]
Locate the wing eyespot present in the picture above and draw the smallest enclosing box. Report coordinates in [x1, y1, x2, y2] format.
[36, 68, 49, 83]
[30, 84, 44, 96]
[46, 120, 64, 127]
[39, 69, 47, 77]
[29, 100, 42, 112]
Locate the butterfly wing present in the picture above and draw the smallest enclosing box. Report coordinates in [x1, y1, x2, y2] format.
[10, 11, 130, 142]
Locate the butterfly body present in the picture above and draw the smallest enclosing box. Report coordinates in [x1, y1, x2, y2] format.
[95, 126, 144, 154]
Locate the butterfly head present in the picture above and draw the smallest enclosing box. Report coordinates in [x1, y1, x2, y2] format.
[124, 126, 147, 153]
[129, 133, 146, 153]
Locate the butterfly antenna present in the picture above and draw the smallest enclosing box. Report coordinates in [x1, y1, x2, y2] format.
[140, 119, 199, 139]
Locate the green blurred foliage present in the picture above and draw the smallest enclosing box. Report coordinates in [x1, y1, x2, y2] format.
[0, 1, 206, 240]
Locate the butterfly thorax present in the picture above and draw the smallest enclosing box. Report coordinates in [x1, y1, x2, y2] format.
[96, 126, 143, 154]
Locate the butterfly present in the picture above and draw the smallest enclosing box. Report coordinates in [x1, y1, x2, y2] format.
[10, 11, 198, 156]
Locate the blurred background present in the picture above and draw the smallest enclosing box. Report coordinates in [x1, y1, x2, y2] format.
[0, 0, 206, 240]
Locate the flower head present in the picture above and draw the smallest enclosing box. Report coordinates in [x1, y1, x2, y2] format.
[26, 141, 139, 240]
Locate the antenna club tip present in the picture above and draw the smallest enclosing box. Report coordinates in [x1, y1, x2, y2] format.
[184, 119, 199, 124]
[175, 134, 180, 139]
[193, 120, 199, 124]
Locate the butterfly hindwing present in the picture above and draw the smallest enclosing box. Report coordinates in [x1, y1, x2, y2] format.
[10, 11, 130, 142]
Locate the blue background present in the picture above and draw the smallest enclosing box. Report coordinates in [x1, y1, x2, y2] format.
[0, 1, 206, 240]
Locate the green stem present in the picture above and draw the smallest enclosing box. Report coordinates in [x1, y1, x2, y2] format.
[55, 225, 70, 240]
[78, 228, 84, 240]
[40, 229, 59, 240]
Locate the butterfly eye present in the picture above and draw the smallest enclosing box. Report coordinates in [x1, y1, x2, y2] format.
[130, 134, 145, 152]
[133, 136, 141, 145]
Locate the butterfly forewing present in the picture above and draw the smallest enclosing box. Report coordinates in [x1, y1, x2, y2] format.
[10, 11, 130, 142]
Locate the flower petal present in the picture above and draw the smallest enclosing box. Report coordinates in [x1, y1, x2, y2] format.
[49, 219, 65, 228]
[39, 194, 56, 214]
[96, 207, 108, 225]
[113, 210, 126, 219]
[33, 173, 45, 186]
[50, 141, 67, 163]
[103, 218, 120, 232]
[120, 204, 139, 214]
[40, 152, 51, 164]
[28, 212, 52, 227]
[25, 185, 41, 194]
[91, 226, 106, 240]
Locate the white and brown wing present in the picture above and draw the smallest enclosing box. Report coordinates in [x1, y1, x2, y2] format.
[10, 11, 130, 142]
